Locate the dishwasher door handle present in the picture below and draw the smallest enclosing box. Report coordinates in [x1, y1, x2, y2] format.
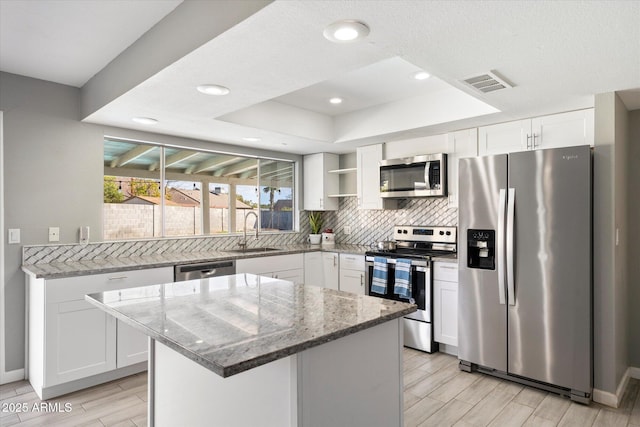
[201, 269, 218, 278]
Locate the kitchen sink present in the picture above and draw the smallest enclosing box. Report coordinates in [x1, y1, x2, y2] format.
[223, 247, 280, 254]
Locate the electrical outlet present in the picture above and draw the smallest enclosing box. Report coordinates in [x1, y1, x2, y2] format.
[344, 225, 352, 235]
[49, 227, 60, 242]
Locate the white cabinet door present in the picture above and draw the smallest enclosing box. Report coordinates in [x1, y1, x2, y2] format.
[117, 320, 148, 368]
[272, 268, 304, 284]
[478, 120, 529, 156]
[338, 254, 365, 295]
[339, 269, 365, 295]
[45, 299, 117, 386]
[321, 252, 339, 290]
[433, 280, 458, 347]
[356, 144, 396, 210]
[531, 109, 594, 149]
[303, 153, 339, 211]
[237, 254, 305, 284]
[433, 262, 459, 347]
[304, 252, 324, 287]
[42, 267, 172, 386]
[447, 128, 478, 207]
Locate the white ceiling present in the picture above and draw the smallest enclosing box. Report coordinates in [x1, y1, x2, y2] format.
[1, 0, 639, 155]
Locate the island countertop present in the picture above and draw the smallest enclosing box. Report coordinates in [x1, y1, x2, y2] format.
[85, 274, 416, 378]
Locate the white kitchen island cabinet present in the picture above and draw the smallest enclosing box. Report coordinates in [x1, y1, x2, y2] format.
[26, 266, 172, 399]
[87, 274, 414, 427]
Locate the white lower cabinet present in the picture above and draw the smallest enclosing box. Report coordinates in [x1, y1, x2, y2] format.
[116, 320, 149, 368]
[236, 253, 304, 285]
[28, 266, 172, 399]
[338, 254, 365, 295]
[303, 252, 339, 289]
[433, 262, 459, 348]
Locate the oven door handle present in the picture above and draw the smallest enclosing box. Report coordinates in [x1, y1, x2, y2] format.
[415, 266, 428, 273]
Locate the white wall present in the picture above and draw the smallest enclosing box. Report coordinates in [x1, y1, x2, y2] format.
[0, 72, 301, 374]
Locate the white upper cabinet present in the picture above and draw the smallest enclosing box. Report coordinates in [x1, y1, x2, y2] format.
[356, 144, 397, 210]
[446, 128, 478, 207]
[530, 109, 594, 150]
[478, 119, 529, 156]
[478, 109, 594, 156]
[303, 153, 339, 211]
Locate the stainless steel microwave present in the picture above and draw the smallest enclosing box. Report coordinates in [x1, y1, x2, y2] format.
[380, 154, 447, 198]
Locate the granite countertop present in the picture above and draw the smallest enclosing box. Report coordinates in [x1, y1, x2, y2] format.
[22, 244, 370, 279]
[85, 274, 416, 377]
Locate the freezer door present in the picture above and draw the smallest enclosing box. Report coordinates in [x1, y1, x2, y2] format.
[507, 146, 592, 393]
[458, 154, 508, 371]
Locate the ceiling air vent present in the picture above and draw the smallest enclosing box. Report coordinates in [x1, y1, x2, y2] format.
[463, 71, 513, 94]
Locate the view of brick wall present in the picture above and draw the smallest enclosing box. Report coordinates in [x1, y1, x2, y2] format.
[104, 204, 258, 239]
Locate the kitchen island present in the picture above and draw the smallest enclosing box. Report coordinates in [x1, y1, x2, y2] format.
[85, 274, 415, 427]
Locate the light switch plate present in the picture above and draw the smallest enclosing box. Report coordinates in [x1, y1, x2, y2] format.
[8, 228, 20, 244]
[343, 225, 352, 235]
[49, 227, 60, 242]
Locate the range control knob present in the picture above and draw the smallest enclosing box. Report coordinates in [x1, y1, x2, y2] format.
[439, 230, 445, 235]
[446, 231, 451, 236]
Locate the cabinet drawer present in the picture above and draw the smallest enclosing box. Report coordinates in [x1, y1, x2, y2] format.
[339, 253, 364, 271]
[433, 262, 458, 282]
[47, 267, 173, 303]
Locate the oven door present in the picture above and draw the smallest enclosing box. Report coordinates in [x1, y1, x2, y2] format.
[365, 260, 430, 322]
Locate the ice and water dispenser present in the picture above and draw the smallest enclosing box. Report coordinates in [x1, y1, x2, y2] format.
[467, 229, 495, 270]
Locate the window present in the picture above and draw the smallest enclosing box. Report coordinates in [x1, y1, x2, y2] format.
[103, 139, 295, 240]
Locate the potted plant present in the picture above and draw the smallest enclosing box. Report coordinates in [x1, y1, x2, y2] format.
[308, 211, 323, 245]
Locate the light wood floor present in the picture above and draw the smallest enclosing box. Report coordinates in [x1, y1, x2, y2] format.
[2, 349, 639, 426]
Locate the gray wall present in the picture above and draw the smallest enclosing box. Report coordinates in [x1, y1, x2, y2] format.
[593, 92, 630, 394]
[628, 110, 640, 368]
[0, 72, 301, 372]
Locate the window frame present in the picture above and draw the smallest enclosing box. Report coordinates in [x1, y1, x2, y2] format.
[103, 137, 297, 240]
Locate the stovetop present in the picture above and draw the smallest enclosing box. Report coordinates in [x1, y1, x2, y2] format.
[365, 225, 457, 260]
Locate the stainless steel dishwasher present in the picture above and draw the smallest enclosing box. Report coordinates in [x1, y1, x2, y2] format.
[174, 260, 236, 281]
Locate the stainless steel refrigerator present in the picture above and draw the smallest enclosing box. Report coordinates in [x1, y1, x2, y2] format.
[458, 145, 592, 403]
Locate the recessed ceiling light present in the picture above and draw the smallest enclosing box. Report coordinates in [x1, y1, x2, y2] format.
[197, 84, 230, 96]
[329, 97, 343, 105]
[132, 117, 158, 125]
[243, 137, 261, 142]
[323, 20, 370, 43]
[413, 71, 431, 80]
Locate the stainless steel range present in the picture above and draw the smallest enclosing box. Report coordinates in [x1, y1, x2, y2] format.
[365, 225, 457, 353]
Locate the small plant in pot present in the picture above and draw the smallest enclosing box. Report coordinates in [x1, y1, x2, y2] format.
[308, 211, 323, 245]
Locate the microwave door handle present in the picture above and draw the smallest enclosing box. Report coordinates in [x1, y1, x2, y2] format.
[424, 162, 431, 190]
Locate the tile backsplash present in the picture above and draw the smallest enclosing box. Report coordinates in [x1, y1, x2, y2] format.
[24, 196, 456, 264]
[304, 196, 457, 246]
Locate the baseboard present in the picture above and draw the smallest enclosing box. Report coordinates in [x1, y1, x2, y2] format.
[593, 366, 635, 408]
[0, 368, 25, 385]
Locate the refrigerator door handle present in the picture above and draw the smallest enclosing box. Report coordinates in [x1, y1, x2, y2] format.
[497, 189, 507, 305]
[506, 188, 516, 306]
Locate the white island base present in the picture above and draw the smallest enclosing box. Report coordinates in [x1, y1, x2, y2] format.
[150, 318, 404, 427]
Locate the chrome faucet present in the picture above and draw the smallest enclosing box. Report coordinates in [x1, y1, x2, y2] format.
[239, 211, 259, 250]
